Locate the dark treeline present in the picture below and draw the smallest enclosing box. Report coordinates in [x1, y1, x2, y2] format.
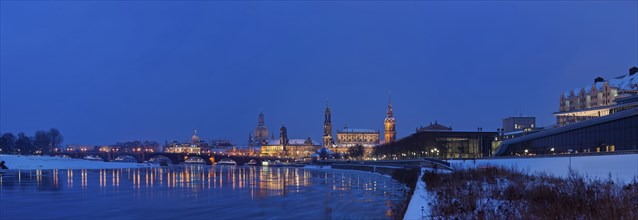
[0, 128, 63, 155]
[347, 144, 365, 159]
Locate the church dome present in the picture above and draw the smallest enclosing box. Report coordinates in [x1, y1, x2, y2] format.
[191, 130, 201, 144]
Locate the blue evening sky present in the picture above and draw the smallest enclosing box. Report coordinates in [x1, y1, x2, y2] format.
[1, 1, 637, 145]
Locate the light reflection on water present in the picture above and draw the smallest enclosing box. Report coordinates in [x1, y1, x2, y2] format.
[0, 166, 407, 219]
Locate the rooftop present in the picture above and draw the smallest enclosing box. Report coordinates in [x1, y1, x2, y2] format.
[337, 128, 378, 133]
[266, 138, 319, 146]
[417, 121, 452, 131]
[563, 70, 638, 97]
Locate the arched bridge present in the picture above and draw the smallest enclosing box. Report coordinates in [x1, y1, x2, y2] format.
[52, 152, 270, 165]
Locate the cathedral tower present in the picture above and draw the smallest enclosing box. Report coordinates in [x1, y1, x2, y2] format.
[384, 95, 396, 143]
[323, 99, 333, 147]
[280, 123, 288, 147]
[254, 112, 269, 145]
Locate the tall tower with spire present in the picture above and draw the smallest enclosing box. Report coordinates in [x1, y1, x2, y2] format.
[384, 93, 396, 143]
[254, 111, 269, 145]
[280, 123, 288, 150]
[323, 99, 333, 147]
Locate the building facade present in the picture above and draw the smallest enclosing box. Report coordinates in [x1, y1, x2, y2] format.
[502, 117, 536, 134]
[556, 67, 638, 126]
[333, 127, 380, 157]
[497, 107, 638, 156]
[165, 130, 204, 154]
[378, 122, 498, 158]
[261, 124, 321, 158]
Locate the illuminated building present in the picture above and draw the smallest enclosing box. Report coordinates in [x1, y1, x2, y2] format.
[497, 67, 638, 156]
[333, 127, 380, 157]
[379, 121, 498, 158]
[383, 96, 396, 143]
[502, 117, 536, 134]
[261, 124, 320, 158]
[555, 67, 638, 126]
[499, 117, 545, 140]
[497, 107, 638, 156]
[250, 112, 270, 146]
[165, 130, 203, 154]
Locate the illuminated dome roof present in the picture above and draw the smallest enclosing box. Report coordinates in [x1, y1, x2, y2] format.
[191, 130, 201, 144]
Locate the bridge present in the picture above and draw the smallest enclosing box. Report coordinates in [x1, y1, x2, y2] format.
[52, 151, 452, 169]
[51, 152, 286, 165]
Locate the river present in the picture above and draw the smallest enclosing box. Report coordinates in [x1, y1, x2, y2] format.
[0, 166, 408, 219]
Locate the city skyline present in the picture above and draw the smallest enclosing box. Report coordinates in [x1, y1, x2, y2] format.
[1, 1, 637, 145]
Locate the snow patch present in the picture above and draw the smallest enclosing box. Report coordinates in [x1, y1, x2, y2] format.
[450, 154, 638, 183]
[0, 154, 157, 170]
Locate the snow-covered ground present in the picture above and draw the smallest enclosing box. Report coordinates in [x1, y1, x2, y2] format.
[0, 154, 157, 170]
[450, 154, 638, 183]
[403, 168, 434, 220]
[404, 154, 638, 220]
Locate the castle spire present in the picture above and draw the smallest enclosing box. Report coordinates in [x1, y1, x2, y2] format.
[324, 98, 331, 123]
[323, 98, 333, 147]
[280, 123, 288, 148]
[387, 91, 393, 118]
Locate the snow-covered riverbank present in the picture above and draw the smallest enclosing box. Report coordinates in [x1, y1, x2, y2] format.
[403, 168, 437, 220]
[450, 154, 638, 182]
[0, 154, 157, 170]
[404, 154, 638, 220]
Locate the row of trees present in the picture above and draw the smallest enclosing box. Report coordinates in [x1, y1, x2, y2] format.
[316, 144, 365, 160]
[0, 128, 63, 155]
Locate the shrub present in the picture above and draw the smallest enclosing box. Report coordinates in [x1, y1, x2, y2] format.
[421, 166, 638, 219]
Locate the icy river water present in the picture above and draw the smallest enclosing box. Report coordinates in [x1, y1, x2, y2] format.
[0, 166, 407, 219]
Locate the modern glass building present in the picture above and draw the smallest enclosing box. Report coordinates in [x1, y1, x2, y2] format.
[377, 122, 498, 158]
[496, 107, 638, 156]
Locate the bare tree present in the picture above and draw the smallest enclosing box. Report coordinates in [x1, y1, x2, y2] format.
[347, 144, 365, 160]
[34, 130, 51, 155]
[0, 133, 16, 153]
[49, 128, 64, 153]
[16, 132, 34, 155]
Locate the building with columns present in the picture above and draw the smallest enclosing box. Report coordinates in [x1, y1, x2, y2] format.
[334, 127, 380, 157]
